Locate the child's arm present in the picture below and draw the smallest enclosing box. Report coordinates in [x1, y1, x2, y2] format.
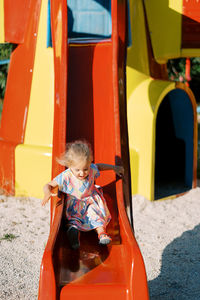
[42, 180, 58, 206]
[96, 163, 124, 177]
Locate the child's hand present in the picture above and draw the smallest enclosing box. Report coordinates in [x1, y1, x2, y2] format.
[41, 191, 58, 206]
[114, 165, 124, 177]
[42, 182, 58, 206]
[41, 192, 51, 206]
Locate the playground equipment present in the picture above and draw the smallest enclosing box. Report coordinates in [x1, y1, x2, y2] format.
[0, 0, 198, 202]
[0, 0, 149, 299]
[127, 0, 198, 200]
[0, 0, 54, 197]
[0, 0, 200, 297]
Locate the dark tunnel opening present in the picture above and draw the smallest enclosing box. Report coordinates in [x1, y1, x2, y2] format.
[155, 89, 194, 199]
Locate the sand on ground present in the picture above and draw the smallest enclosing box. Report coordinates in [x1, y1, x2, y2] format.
[0, 187, 200, 299]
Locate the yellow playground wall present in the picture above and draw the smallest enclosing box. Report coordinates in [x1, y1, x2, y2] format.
[127, 0, 197, 200]
[15, 0, 54, 198]
[0, 0, 5, 43]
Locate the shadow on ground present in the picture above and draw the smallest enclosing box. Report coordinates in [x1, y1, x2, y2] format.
[148, 224, 200, 300]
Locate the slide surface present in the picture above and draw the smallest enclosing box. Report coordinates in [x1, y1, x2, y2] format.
[38, 1, 149, 299]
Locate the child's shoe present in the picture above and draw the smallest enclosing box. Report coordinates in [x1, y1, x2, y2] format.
[98, 232, 112, 245]
[67, 226, 80, 250]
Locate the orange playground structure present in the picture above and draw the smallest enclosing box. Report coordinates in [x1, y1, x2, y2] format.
[1, 0, 200, 299]
[0, 0, 149, 299]
[0, 0, 199, 202]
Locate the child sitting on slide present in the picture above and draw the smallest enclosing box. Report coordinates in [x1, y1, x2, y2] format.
[42, 140, 124, 250]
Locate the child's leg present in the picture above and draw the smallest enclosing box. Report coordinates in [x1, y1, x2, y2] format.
[96, 226, 112, 245]
[67, 225, 80, 250]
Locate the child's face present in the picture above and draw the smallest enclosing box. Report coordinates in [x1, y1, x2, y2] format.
[70, 159, 91, 181]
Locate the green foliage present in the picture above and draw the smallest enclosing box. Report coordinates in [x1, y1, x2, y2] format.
[0, 43, 13, 60]
[167, 57, 200, 82]
[0, 64, 9, 98]
[167, 58, 186, 82]
[0, 233, 18, 242]
[0, 99, 3, 122]
[0, 43, 14, 99]
[190, 57, 200, 77]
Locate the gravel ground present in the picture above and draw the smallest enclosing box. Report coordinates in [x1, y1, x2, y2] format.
[133, 187, 200, 300]
[0, 188, 200, 299]
[0, 196, 50, 300]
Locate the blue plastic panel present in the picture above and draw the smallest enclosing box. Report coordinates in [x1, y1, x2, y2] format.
[47, 0, 52, 47]
[67, 0, 112, 39]
[0, 59, 10, 65]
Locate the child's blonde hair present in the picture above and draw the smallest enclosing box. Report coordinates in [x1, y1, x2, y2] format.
[57, 140, 93, 167]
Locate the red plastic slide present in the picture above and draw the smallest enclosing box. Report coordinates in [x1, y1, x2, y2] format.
[38, 1, 149, 299]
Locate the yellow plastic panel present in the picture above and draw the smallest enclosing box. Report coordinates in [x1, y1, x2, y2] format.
[127, 0, 149, 79]
[0, 0, 5, 43]
[15, 145, 52, 198]
[24, 0, 54, 147]
[144, 0, 182, 63]
[181, 48, 200, 57]
[15, 0, 54, 198]
[127, 78, 175, 200]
